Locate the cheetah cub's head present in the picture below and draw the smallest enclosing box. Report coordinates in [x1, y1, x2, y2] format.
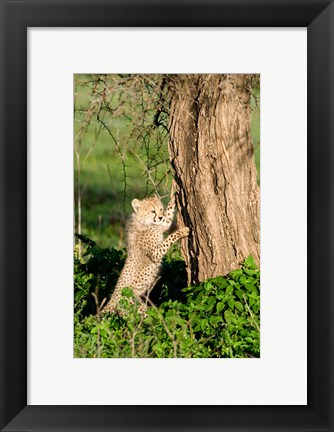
[131, 195, 164, 226]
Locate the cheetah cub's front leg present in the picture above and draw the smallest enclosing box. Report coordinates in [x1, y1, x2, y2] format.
[149, 226, 190, 263]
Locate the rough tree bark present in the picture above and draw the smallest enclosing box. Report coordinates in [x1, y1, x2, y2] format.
[167, 74, 260, 285]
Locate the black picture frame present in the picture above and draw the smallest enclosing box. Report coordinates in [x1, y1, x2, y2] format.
[1, 1, 333, 431]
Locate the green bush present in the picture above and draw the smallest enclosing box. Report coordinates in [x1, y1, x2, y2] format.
[74, 236, 260, 358]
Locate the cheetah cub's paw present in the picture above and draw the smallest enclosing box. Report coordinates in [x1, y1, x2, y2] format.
[179, 227, 190, 238]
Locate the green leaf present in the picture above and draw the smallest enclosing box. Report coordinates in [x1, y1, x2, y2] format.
[74, 290, 87, 302]
[213, 276, 228, 288]
[252, 305, 259, 314]
[227, 298, 235, 309]
[204, 281, 213, 291]
[206, 296, 216, 309]
[200, 319, 208, 331]
[226, 285, 234, 295]
[195, 291, 205, 303]
[235, 301, 244, 312]
[235, 290, 244, 300]
[209, 315, 222, 325]
[217, 301, 225, 314]
[245, 276, 256, 284]
[244, 283, 255, 292]
[224, 309, 235, 323]
[229, 269, 243, 278]
[244, 255, 258, 270]
[244, 269, 258, 276]
[240, 329, 250, 337]
[100, 329, 108, 338]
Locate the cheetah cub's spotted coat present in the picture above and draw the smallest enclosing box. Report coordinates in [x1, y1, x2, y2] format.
[102, 195, 190, 316]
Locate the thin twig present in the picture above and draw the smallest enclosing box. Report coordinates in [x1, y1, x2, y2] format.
[128, 147, 159, 193]
[92, 279, 107, 358]
[243, 294, 260, 332]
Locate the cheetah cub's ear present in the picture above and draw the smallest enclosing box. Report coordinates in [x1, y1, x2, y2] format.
[131, 199, 141, 213]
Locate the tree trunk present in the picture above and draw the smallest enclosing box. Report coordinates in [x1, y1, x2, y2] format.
[167, 74, 260, 285]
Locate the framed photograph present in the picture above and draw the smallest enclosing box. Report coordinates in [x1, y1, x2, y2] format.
[1, 1, 333, 431]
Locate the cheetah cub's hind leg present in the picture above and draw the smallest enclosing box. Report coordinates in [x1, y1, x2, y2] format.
[102, 288, 148, 318]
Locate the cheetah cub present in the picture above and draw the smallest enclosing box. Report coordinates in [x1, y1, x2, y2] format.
[102, 194, 189, 316]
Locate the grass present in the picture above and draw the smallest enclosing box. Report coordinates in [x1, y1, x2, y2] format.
[74, 242, 260, 358]
[74, 76, 171, 247]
